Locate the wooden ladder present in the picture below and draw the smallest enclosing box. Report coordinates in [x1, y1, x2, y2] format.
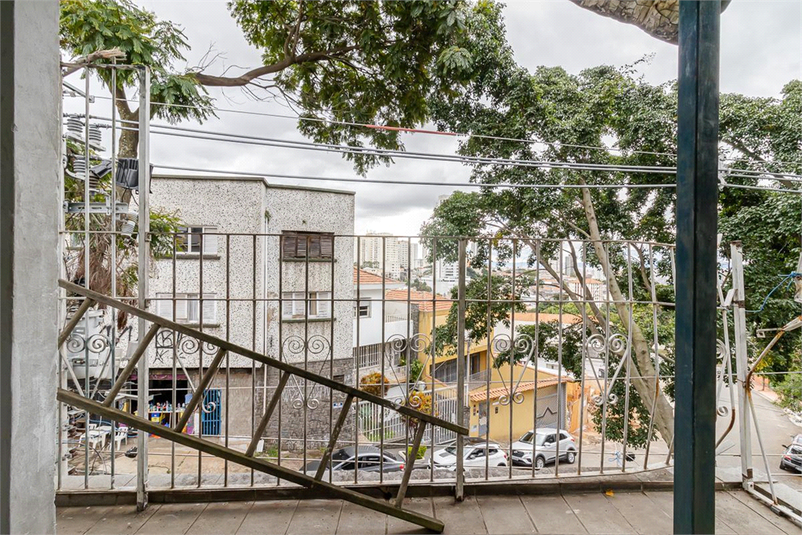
[58, 280, 467, 533]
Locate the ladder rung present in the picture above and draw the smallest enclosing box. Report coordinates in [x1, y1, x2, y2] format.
[174, 347, 227, 432]
[57, 279, 468, 437]
[246, 372, 290, 457]
[315, 394, 354, 481]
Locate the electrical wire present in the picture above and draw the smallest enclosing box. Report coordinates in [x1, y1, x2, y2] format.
[152, 163, 675, 189]
[94, 116, 682, 175]
[77, 93, 802, 168]
[152, 164, 802, 195]
[87, 114, 802, 183]
[746, 273, 802, 313]
[83, 94, 682, 159]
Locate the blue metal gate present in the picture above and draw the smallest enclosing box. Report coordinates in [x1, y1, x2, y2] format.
[201, 388, 221, 436]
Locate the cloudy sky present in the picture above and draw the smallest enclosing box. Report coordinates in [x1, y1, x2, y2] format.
[70, 1, 802, 236]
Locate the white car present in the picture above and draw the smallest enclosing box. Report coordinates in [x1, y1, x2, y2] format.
[510, 428, 577, 469]
[430, 438, 507, 470]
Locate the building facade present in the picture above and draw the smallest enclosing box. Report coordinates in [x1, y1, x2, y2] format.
[148, 175, 355, 445]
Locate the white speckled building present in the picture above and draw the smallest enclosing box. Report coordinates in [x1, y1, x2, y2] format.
[147, 175, 355, 440]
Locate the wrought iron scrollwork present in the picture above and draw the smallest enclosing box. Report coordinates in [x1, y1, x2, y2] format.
[489, 332, 536, 406]
[584, 332, 630, 406]
[282, 335, 331, 410]
[154, 328, 217, 365]
[715, 338, 733, 417]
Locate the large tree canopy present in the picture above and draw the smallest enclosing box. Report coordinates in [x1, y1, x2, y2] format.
[60, 0, 499, 168]
[422, 8, 802, 443]
[60, 0, 726, 164]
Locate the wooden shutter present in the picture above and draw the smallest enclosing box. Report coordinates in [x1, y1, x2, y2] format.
[308, 235, 321, 258]
[282, 234, 297, 258]
[320, 235, 333, 258]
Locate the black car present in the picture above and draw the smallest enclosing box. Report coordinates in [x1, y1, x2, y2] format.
[304, 446, 404, 473]
[779, 442, 802, 473]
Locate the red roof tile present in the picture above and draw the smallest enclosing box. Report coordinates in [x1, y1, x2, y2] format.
[384, 289, 452, 312]
[354, 267, 398, 285]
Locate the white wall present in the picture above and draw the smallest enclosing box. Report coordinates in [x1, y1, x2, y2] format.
[1, 2, 60, 532]
[264, 185, 355, 364]
[149, 176, 267, 368]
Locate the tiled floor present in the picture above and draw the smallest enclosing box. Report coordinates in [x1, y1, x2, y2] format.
[56, 490, 800, 535]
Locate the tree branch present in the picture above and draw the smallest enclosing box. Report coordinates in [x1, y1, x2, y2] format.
[193, 44, 359, 87]
[61, 48, 126, 77]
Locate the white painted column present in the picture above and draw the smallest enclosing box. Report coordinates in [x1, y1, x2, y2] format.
[0, 1, 60, 533]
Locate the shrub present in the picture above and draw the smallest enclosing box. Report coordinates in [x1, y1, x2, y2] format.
[360, 372, 389, 397]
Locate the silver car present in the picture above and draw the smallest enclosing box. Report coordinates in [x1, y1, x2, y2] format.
[511, 428, 577, 469]
[430, 438, 507, 470]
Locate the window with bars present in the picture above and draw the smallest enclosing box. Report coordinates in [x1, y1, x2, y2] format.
[433, 358, 458, 383]
[281, 231, 333, 260]
[176, 226, 218, 255]
[155, 293, 218, 324]
[354, 297, 371, 318]
[281, 291, 332, 320]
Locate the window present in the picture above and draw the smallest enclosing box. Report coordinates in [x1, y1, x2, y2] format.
[358, 455, 381, 469]
[559, 432, 570, 441]
[176, 226, 218, 255]
[281, 291, 332, 319]
[155, 293, 218, 324]
[281, 231, 333, 260]
[433, 359, 458, 383]
[355, 297, 371, 318]
[468, 448, 486, 459]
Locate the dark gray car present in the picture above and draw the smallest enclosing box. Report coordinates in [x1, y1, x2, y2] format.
[304, 446, 404, 473]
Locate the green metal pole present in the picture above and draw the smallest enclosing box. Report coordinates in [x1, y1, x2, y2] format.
[674, 1, 721, 533]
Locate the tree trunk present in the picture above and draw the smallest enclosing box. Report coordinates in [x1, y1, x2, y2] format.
[579, 185, 676, 445]
[117, 107, 139, 159]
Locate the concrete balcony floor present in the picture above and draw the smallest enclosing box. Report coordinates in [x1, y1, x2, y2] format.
[57, 489, 799, 535]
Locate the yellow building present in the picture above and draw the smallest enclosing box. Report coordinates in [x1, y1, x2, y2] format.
[385, 289, 490, 383]
[467, 366, 580, 443]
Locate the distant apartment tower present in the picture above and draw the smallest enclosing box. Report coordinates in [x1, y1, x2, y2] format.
[358, 232, 418, 280]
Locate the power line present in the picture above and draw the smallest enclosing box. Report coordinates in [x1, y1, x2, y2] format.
[152, 164, 676, 189]
[153, 164, 802, 195]
[119, 119, 802, 184]
[93, 114, 683, 175]
[76, 92, 802, 168]
[144, 125, 681, 176]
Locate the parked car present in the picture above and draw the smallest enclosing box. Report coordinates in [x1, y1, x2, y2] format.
[304, 446, 404, 473]
[429, 438, 507, 470]
[511, 428, 577, 469]
[779, 442, 802, 473]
